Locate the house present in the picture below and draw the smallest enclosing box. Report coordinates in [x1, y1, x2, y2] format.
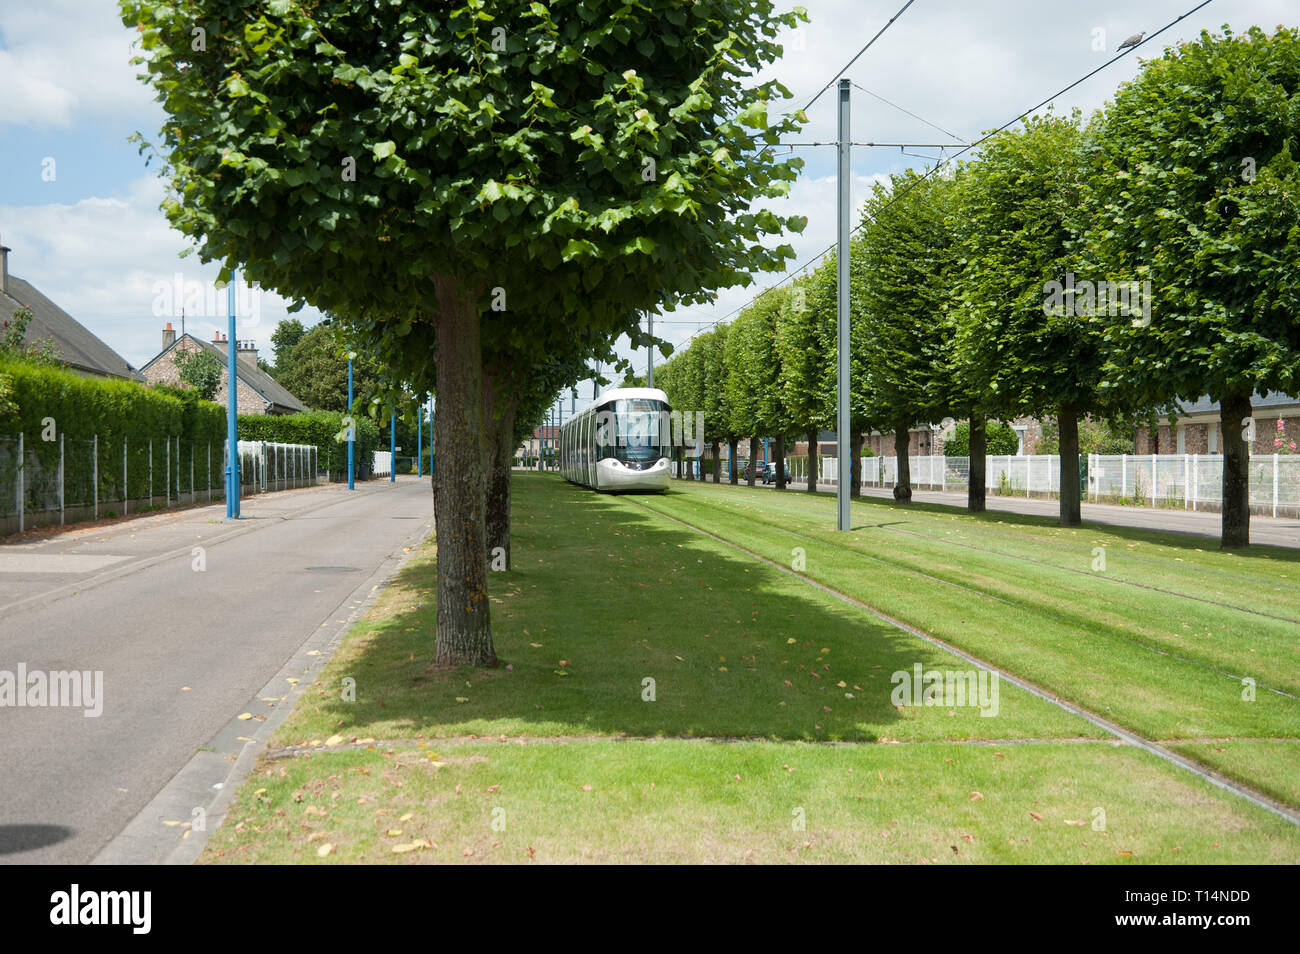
[140, 324, 305, 415]
[1136, 393, 1300, 455]
[0, 239, 143, 381]
[517, 424, 559, 463]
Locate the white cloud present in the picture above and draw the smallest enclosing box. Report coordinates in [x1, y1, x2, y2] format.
[0, 177, 321, 369]
[0, 0, 157, 128]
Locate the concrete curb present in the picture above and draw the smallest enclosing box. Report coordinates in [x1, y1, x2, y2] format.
[91, 510, 434, 865]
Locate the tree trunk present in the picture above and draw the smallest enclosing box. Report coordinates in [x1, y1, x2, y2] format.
[1058, 401, 1081, 526]
[893, 421, 912, 502]
[968, 409, 986, 513]
[806, 427, 818, 493]
[850, 429, 863, 497]
[481, 369, 517, 569]
[746, 436, 758, 486]
[432, 275, 495, 667]
[711, 441, 720, 482]
[728, 437, 738, 484]
[774, 434, 786, 490]
[1220, 393, 1252, 549]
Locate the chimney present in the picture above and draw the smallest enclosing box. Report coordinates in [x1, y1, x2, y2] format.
[212, 331, 227, 354]
[162, 321, 176, 350]
[237, 339, 258, 369]
[0, 236, 9, 296]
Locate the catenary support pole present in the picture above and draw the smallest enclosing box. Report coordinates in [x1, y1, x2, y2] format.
[835, 77, 851, 532]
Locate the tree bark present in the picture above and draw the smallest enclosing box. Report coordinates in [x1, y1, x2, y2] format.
[774, 434, 786, 490]
[968, 409, 986, 513]
[746, 436, 758, 486]
[481, 367, 517, 570]
[892, 421, 912, 502]
[1220, 393, 1252, 549]
[432, 275, 495, 667]
[728, 437, 738, 484]
[1058, 401, 1081, 526]
[806, 427, 818, 493]
[850, 429, 863, 497]
[711, 440, 720, 482]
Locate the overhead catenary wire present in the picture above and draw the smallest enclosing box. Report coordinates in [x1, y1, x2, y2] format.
[795, 0, 919, 116]
[669, 0, 1218, 349]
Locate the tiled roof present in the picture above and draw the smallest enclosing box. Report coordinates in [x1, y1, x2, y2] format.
[141, 334, 306, 413]
[2, 274, 142, 380]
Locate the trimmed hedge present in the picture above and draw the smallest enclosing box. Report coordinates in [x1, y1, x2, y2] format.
[0, 358, 227, 513]
[237, 410, 380, 477]
[0, 359, 223, 444]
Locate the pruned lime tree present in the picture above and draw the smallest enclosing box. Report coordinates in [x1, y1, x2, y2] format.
[777, 268, 832, 492]
[124, 0, 809, 664]
[1085, 26, 1300, 548]
[952, 114, 1110, 525]
[853, 171, 959, 502]
[724, 287, 788, 485]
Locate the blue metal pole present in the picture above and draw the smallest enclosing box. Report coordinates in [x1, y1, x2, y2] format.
[390, 409, 396, 483]
[428, 394, 434, 471]
[225, 271, 240, 519]
[347, 357, 355, 490]
[417, 405, 422, 477]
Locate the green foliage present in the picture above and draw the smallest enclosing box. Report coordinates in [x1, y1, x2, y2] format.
[270, 318, 307, 373]
[0, 358, 223, 443]
[1038, 415, 1135, 456]
[724, 286, 790, 438]
[125, 0, 810, 396]
[776, 271, 830, 434]
[237, 410, 380, 476]
[853, 171, 960, 430]
[952, 113, 1109, 420]
[275, 322, 377, 413]
[0, 358, 226, 511]
[1085, 25, 1300, 408]
[1, 307, 62, 367]
[175, 347, 224, 400]
[944, 420, 1020, 457]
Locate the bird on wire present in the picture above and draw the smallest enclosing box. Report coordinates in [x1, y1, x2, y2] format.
[1116, 31, 1145, 52]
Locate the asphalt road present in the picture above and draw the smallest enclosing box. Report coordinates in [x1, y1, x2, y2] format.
[0, 477, 432, 864]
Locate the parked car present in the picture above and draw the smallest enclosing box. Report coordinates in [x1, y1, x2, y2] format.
[760, 462, 792, 484]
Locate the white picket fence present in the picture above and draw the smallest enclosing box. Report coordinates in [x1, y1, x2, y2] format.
[808, 453, 1300, 517]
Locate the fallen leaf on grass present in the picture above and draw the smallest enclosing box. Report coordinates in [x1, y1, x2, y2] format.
[969, 792, 984, 802]
[317, 844, 334, 857]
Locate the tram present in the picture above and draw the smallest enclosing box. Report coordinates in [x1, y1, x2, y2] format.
[558, 387, 671, 492]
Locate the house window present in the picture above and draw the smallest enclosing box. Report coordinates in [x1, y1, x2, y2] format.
[1176, 425, 1186, 454]
[1207, 422, 1218, 454]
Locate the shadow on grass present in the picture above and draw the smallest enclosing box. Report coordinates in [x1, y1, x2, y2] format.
[287, 475, 1038, 745]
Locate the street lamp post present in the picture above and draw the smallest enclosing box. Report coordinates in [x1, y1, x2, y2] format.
[390, 410, 396, 483]
[225, 271, 240, 520]
[347, 355, 355, 490]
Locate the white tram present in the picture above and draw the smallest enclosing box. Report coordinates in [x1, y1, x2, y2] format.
[558, 387, 671, 492]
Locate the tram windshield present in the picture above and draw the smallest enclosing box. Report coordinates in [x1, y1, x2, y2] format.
[613, 398, 669, 468]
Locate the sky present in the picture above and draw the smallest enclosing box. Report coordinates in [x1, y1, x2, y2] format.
[0, 0, 1294, 413]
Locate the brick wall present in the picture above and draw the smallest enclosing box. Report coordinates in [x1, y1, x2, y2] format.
[142, 339, 269, 415]
[1136, 415, 1300, 455]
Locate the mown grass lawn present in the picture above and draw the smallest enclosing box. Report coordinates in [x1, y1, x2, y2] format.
[636, 481, 1300, 794]
[203, 474, 1300, 863]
